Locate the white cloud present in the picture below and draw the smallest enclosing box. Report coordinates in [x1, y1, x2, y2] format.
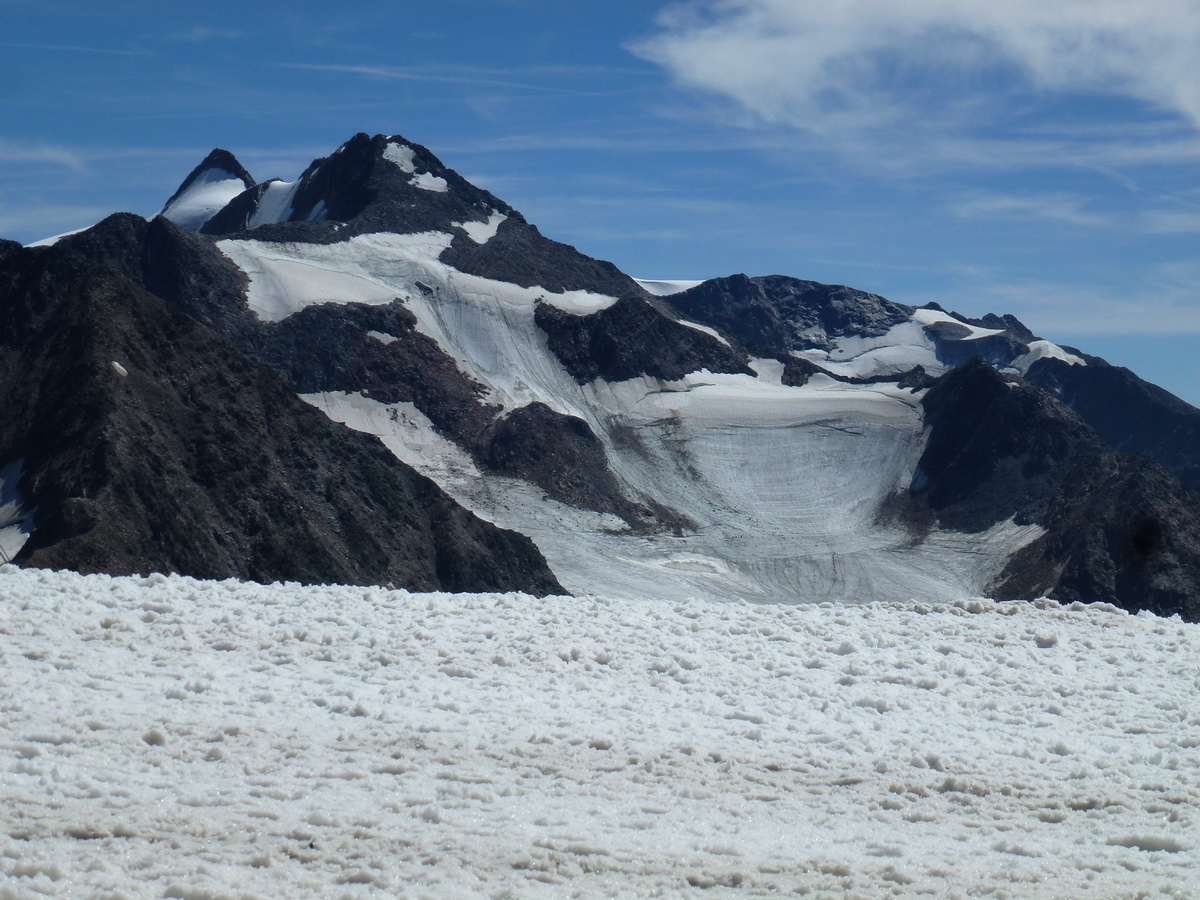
[951, 192, 1110, 227]
[910, 265, 1200, 336]
[0, 139, 85, 171]
[0, 204, 110, 240]
[284, 63, 635, 96]
[1141, 209, 1200, 233]
[632, 0, 1200, 133]
[169, 27, 245, 43]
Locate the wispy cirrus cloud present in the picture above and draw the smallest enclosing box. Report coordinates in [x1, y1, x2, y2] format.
[284, 62, 646, 97]
[0, 204, 111, 240]
[0, 41, 151, 57]
[0, 139, 86, 171]
[631, 0, 1200, 133]
[627, 0, 1200, 197]
[1141, 208, 1200, 233]
[951, 192, 1110, 227]
[167, 27, 245, 43]
[909, 271, 1200, 336]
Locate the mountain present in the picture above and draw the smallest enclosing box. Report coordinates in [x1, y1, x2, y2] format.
[0, 216, 561, 595]
[3, 131, 1199, 619]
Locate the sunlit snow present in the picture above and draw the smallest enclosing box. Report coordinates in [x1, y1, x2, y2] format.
[248, 179, 299, 228]
[0, 565, 1195, 898]
[798, 320, 944, 379]
[159, 168, 250, 231]
[453, 211, 507, 244]
[381, 141, 448, 191]
[411, 172, 449, 192]
[910, 307, 1005, 340]
[381, 142, 417, 174]
[216, 231, 617, 324]
[1010, 340, 1087, 374]
[23, 228, 87, 248]
[635, 278, 705, 296]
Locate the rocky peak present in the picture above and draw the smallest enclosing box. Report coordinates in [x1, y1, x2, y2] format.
[187, 132, 514, 242]
[666, 274, 914, 354]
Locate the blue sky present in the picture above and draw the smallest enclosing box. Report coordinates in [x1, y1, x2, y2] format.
[3, 0, 1199, 405]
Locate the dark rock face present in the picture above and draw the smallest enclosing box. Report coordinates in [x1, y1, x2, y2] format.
[139, 215, 260, 337]
[0, 216, 563, 595]
[1025, 357, 1200, 493]
[779, 355, 826, 387]
[667, 274, 914, 354]
[535, 296, 753, 384]
[200, 180, 275, 235]
[932, 331, 1030, 370]
[992, 457, 1200, 621]
[945, 310, 1038, 344]
[912, 359, 1106, 533]
[480, 402, 659, 527]
[122, 211, 661, 539]
[253, 301, 500, 453]
[440, 220, 643, 298]
[911, 360, 1200, 619]
[666, 277, 1044, 381]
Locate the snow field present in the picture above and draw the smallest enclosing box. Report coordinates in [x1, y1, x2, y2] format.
[1, 565, 1197, 898]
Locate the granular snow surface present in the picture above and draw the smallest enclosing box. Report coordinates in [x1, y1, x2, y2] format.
[1, 566, 1197, 899]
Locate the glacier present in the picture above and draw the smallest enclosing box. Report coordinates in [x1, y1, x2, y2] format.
[217, 228, 1046, 605]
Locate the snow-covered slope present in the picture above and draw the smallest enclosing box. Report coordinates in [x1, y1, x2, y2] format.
[159, 149, 256, 232]
[1, 565, 1195, 898]
[212, 227, 1042, 605]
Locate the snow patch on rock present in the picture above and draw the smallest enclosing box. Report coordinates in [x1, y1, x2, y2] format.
[1010, 340, 1087, 374]
[411, 172, 448, 193]
[454, 211, 507, 244]
[381, 142, 416, 173]
[382, 141, 448, 192]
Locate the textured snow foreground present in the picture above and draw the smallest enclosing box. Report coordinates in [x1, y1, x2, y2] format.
[1, 567, 1197, 899]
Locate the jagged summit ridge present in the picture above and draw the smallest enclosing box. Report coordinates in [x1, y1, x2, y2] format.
[177, 133, 511, 239]
[165, 132, 643, 299]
